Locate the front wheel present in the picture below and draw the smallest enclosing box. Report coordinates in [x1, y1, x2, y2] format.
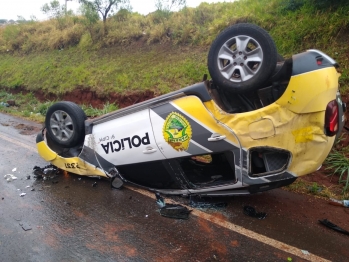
[45, 101, 86, 148]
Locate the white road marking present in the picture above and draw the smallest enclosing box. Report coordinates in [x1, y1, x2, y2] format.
[1, 130, 330, 262]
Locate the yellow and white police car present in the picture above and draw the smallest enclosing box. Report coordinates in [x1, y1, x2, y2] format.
[36, 23, 345, 196]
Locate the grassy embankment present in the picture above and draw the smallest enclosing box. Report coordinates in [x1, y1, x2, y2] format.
[1, 0, 349, 196]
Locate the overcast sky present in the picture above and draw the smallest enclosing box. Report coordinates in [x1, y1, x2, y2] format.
[0, 0, 234, 21]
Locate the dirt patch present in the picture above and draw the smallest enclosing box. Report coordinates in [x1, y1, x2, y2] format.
[299, 167, 344, 196]
[6, 87, 157, 109]
[10, 123, 41, 135]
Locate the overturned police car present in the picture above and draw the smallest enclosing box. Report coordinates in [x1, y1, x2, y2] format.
[36, 23, 345, 196]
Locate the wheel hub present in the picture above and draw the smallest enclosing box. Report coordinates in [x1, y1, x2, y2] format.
[50, 110, 74, 141]
[217, 35, 263, 82]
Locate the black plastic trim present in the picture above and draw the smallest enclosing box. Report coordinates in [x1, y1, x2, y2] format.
[292, 50, 337, 76]
[36, 131, 44, 143]
[248, 177, 297, 194]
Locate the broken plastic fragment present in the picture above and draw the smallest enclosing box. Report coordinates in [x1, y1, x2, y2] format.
[111, 177, 123, 189]
[4, 174, 17, 182]
[301, 250, 310, 255]
[189, 196, 227, 209]
[12, 168, 17, 172]
[155, 193, 166, 208]
[329, 198, 349, 208]
[0, 102, 9, 107]
[243, 206, 267, 219]
[155, 193, 191, 219]
[319, 219, 349, 236]
[19, 193, 26, 197]
[19, 222, 32, 231]
[159, 204, 192, 220]
[33, 165, 59, 179]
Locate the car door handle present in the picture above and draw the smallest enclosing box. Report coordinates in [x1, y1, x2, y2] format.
[208, 133, 226, 142]
[143, 147, 157, 154]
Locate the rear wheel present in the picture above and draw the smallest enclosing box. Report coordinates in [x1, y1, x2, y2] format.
[208, 23, 278, 93]
[45, 101, 86, 147]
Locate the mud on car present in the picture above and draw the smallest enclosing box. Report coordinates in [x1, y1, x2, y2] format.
[36, 23, 345, 196]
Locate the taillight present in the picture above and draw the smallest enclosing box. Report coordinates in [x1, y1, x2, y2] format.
[325, 100, 339, 136]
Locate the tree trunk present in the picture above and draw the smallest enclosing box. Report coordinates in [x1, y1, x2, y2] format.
[103, 15, 108, 36]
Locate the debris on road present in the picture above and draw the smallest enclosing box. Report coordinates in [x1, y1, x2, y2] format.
[189, 196, 227, 209]
[12, 167, 17, 172]
[155, 193, 165, 208]
[92, 182, 97, 187]
[4, 174, 17, 182]
[243, 206, 267, 219]
[33, 165, 59, 180]
[155, 193, 192, 220]
[26, 175, 30, 180]
[160, 205, 192, 220]
[19, 222, 32, 231]
[0, 102, 9, 107]
[19, 193, 26, 197]
[301, 250, 310, 255]
[319, 219, 349, 236]
[111, 177, 123, 189]
[329, 198, 349, 208]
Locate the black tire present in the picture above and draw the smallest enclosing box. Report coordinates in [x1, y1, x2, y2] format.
[45, 101, 86, 148]
[208, 23, 278, 93]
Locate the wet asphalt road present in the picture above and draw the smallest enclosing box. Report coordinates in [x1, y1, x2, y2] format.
[1, 113, 349, 262]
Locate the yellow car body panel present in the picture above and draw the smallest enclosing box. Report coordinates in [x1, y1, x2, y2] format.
[202, 67, 338, 177]
[276, 67, 340, 113]
[36, 140, 108, 177]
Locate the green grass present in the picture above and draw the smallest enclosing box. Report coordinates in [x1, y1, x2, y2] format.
[1, 0, 349, 96]
[325, 150, 349, 193]
[0, 45, 208, 95]
[0, 91, 117, 121]
[81, 102, 118, 117]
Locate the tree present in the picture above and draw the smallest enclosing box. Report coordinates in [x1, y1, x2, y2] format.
[79, 0, 130, 35]
[155, 0, 186, 12]
[79, 4, 100, 42]
[41, 0, 64, 19]
[41, 0, 66, 29]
